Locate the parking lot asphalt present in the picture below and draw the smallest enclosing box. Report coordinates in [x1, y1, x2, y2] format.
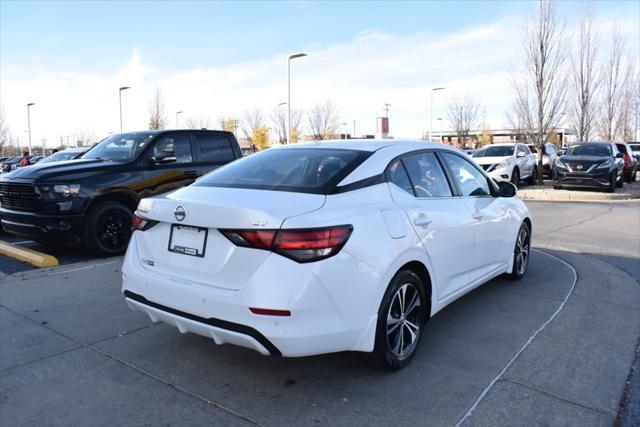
[0, 232, 100, 275]
[1, 200, 638, 426]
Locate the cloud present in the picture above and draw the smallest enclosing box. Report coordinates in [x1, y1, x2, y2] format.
[1, 13, 638, 148]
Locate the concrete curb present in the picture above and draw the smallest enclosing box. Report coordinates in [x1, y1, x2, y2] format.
[518, 188, 640, 202]
[0, 240, 58, 268]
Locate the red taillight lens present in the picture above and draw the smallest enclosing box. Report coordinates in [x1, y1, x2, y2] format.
[221, 230, 277, 248]
[220, 225, 353, 263]
[131, 213, 158, 231]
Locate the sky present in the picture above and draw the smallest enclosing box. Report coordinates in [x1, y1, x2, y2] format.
[1, 0, 638, 148]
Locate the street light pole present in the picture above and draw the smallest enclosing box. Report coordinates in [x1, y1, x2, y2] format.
[26, 103, 35, 156]
[342, 122, 348, 139]
[429, 87, 445, 142]
[176, 110, 183, 129]
[119, 86, 130, 133]
[437, 118, 443, 144]
[287, 53, 307, 144]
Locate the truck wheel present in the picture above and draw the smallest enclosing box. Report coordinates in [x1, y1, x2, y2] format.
[84, 200, 133, 256]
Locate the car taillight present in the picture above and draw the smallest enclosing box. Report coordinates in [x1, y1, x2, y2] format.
[220, 225, 353, 263]
[131, 213, 158, 231]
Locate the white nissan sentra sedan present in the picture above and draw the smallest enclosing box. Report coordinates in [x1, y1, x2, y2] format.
[122, 139, 531, 370]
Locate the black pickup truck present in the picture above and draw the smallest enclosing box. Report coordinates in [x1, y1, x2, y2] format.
[0, 129, 242, 255]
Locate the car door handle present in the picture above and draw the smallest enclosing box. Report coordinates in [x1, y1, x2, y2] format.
[413, 215, 432, 227]
[472, 210, 484, 221]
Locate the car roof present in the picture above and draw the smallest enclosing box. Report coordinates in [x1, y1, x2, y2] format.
[274, 139, 452, 153]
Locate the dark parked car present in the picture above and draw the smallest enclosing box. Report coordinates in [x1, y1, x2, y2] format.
[1, 156, 22, 174]
[553, 142, 624, 192]
[615, 142, 638, 182]
[0, 130, 241, 255]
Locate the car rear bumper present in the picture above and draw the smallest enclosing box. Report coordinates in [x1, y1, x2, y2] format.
[553, 170, 613, 188]
[121, 234, 382, 357]
[0, 207, 84, 242]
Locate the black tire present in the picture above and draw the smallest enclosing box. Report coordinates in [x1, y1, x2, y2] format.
[606, 172, 615, 193]
[511, 168, 520, 186]
[373, 270, 427, 370]
[83, 200, 133, 256]
[507, 222, 530, 281]
[616, 172, 623, 188]
[553, 185, 562, 190]
[527, 167, 537, 185]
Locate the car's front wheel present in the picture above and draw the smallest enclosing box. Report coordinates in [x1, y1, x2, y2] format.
[374, 270, 427, 370]
[616, 172, 624, 188]
[508, 222, 530, 280]
[83, 200, 133, 256]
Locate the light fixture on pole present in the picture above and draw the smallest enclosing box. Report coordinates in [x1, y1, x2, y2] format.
[118, 86, 131, 132]
[176, 110, 183, 129]
[429, 87, 445, 142]
[287, 53, 307, 144]
[26, 103, 35, 156]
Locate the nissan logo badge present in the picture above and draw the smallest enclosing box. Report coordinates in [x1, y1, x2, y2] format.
[174, 206, 186, 222]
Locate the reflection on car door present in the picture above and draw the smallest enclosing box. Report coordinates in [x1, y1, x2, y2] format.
[386, 152, 475, 302]
[141, 132, 199, 198]
[441, 152, 513, 284]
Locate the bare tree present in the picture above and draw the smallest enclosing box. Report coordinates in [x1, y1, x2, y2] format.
[242, 109, 267, 150]
[569, 5, 600, 142]
[148, 86, 167, 130]
[511, 0, 568, 183]
[597, 31, 630, 141]
[307, 100, 338, 141]
[447, 97, 480, 147]
[616, 71, 639, 141]
[271, 106, 287, 144]
[185, 116, 214, 129]
[73, 129, 95, 147]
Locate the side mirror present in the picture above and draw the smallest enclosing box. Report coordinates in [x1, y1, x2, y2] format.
[615, 152, 624, 159]
[516, 151, 526, 158]
[497, 181, 517, 198]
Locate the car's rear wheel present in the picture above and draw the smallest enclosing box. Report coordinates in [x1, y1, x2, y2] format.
[527, 167, 537, 185]
[373, 270, 427, 370]
[84, 200, 133, 256]
[508, 222, 530, 280]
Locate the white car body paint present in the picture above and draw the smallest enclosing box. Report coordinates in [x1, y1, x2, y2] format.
[122, 140, 531, 358]
[472, 143, 537, 183]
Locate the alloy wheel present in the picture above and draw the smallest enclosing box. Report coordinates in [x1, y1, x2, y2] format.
[96, 208, 131, 252]
[515, 226, 530, 275]
[386, 283, 422, 359]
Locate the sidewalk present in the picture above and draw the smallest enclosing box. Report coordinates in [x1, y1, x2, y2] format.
[518, 180, 640, 201]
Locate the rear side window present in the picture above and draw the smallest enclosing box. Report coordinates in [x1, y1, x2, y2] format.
[386, 159, 414, 195]
[195, 148, 370, 194]
[195, 134, 235, 162]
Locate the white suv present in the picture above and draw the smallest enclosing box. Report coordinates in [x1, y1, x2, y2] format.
[472, 143, 537, 185]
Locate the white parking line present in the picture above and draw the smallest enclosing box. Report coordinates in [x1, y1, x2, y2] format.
[454, 249, 578, 427]
[47, 260, 120, 276]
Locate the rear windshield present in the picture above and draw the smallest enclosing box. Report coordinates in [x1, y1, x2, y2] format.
[565, 144, 612, 157]
[473, 146, 514, 157]
[630, 145, 640, 152]
[195, 148, 370, 194]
